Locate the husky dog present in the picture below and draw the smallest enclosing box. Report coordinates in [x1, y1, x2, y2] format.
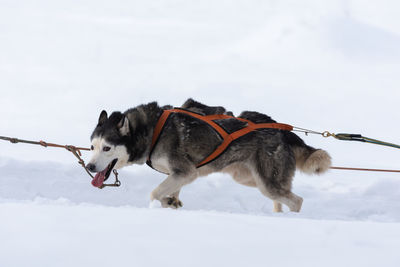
[87, 99, 331, 212]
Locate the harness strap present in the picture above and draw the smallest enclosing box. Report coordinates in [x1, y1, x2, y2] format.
[198, 118, 293, 167]
[147, 108, 293, 170]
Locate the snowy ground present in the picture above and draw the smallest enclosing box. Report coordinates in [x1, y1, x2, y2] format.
[1, 0, 400, 266]
[2, 157, 400, 222]
[2, 201, 400, 267]
[1, 155, 400, 267]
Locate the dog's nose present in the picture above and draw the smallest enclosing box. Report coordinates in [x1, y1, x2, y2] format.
[86, 163, 96, 173]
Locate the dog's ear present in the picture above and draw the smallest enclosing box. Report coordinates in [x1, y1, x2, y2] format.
[118, 115, 130, 136]
[98, 110, 108, 126]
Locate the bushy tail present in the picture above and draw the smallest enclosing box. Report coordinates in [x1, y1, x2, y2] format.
[292, 146, 331, 174]
[284, 132, 331, 175]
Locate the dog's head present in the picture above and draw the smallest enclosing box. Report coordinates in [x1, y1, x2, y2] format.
[86, 110, 131, 188]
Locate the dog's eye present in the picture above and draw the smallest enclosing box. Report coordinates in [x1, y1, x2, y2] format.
[103, 146, 111, 152]
[90, 145, 94, 150]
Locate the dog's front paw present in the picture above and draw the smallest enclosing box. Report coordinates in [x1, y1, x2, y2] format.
[161, 197, 183, 209]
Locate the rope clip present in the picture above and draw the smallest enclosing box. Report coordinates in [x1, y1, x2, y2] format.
[322, 131, 334, 138]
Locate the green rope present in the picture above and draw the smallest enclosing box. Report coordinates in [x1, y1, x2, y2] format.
[325, 132, 400, 150]
[362, 136, 400, 149]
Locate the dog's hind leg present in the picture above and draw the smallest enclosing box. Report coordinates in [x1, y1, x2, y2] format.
[275, 193, 303, 212]
[251, 148, 303, 212]
[273, 201, 283, 212]
[254, 171, 303, 212]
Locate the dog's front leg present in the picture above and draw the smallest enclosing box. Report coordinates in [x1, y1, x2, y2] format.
[150, 173, 195, 209]
[161, 190, 182, 209]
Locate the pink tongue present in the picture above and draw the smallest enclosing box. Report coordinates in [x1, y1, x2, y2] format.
[91, 168, 108, 188]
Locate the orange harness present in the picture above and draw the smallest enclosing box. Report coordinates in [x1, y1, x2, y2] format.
[146, 108, 293, 171]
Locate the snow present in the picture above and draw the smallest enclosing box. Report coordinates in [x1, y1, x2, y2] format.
[1, 0, 400, 266]
[2, 200, 400, 267]
[2, 157, 400, 222]
[1, 158, 400, 267]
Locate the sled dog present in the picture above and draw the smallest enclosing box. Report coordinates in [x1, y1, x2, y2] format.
[87, 99, 331, 212]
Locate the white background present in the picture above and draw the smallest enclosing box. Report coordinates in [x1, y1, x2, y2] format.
[1, 1, 400, 266]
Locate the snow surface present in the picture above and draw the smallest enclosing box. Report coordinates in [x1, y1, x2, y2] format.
[2, 200, 400, 267]
[1, 0, 400, 266]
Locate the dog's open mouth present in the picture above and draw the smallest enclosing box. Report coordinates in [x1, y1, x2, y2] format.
[91, 158, 118, 188]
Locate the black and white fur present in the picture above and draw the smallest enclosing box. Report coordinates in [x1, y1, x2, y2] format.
[87, 99, 331, 212]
